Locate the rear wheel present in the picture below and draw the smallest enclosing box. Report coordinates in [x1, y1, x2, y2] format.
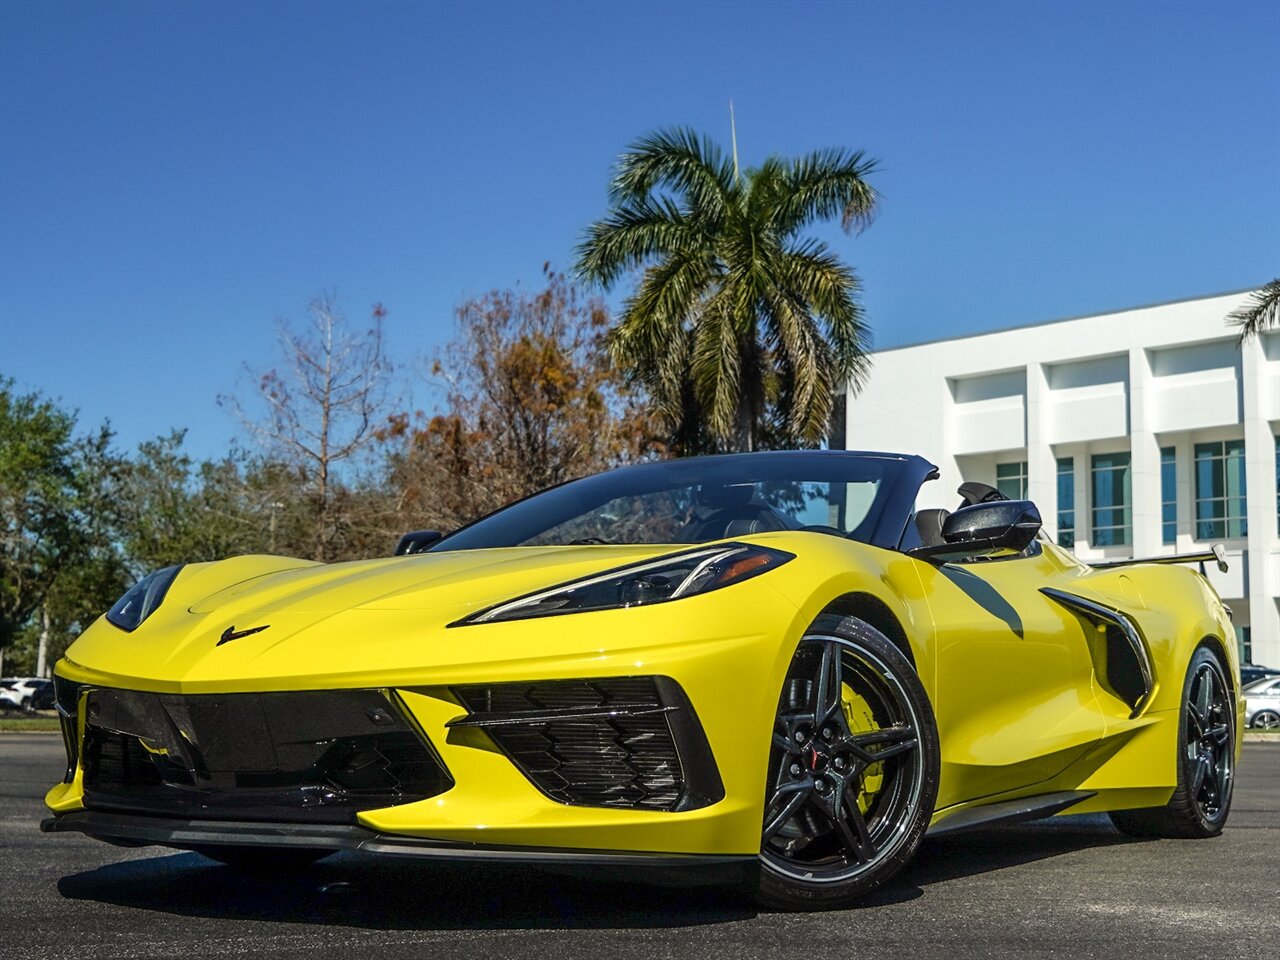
[1110, 645, 1235, 839]
[757, 615, 939, 910]
[193, 845, 332, 871]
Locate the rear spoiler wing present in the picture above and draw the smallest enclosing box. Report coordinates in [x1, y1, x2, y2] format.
[1090, 543, 1228, 575]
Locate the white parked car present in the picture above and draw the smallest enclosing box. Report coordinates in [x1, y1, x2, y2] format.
[1243, 676, 1280, 729]
[0, 677, 53, 712]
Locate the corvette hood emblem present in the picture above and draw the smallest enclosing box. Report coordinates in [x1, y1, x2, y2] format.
[217, 624, 271, 646]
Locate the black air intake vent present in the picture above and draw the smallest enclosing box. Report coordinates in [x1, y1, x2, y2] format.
[450, 676, 723, 812]
[80, 688, 452, 823]
[53, 676, 83, 784]
[1040, 587, 1155, 717]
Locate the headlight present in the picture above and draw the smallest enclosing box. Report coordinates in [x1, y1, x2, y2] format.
[105, 565, 183, 631]
[455, 543, 793, 626]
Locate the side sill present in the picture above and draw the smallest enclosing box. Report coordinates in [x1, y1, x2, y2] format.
[927, 790, 1096, 837]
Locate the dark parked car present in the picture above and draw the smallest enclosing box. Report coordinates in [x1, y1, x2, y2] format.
[1240, 663, 1280, 687]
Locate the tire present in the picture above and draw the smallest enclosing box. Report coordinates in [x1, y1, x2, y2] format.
[1109, 645, 1235, 839]
[193, 845, 332, 871]
[1251, 710, 1280, 730]
[757, 614, 940, 911]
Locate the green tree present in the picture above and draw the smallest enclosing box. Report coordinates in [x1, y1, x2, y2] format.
[118, 431, 258, 574]
[1228, 279, 1279, 342]
[576, 128, 878, 453]
[0, 380, 122, 673]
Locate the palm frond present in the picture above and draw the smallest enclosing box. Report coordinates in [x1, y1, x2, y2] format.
[689, 291, 743, 440]
[574, 197, 700, 287]
[1228, 279, 1280, 343]
[770, 148, 880, 237]
[608, 252, 716, 420]
[775, 242, 872, 390]
[608, 127, 736, 220]
[763, 287, 834, 441]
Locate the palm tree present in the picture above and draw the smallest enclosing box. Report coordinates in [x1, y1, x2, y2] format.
[1228, 279, 1279, 342]
[575, 128, 878, 453]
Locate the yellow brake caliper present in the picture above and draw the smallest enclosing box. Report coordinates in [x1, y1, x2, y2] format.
[841, 681, 883, 813]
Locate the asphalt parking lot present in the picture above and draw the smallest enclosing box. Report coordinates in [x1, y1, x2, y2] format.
[2, 734, 1276, 960]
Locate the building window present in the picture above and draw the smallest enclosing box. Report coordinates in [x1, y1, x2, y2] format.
[1236, 626, 1252, 665]
[1194, 440, 1247, 539]
[1057, 457, 1074, 548]
[1091, 452, 1131, 546]
[996, 461, 1028, 501]
[1161, 447, 1176, 545]
[1275, 434, 1279, 533]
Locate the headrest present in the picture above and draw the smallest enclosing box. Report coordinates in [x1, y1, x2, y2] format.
[957, 481, 1006, 507]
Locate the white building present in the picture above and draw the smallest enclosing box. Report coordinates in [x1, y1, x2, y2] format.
[845, 289, 1280, 667]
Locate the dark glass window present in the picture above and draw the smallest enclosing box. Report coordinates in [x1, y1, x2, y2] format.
[1194, 440, 1247, 539]
[996, 461, 1028, 501]
[1056, 457, 1074, 548]
[1161, 447, 1177, 545]
[1091, 452, 1131, 547]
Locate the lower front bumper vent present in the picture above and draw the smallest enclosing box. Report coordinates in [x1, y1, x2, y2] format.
[79, 688, 452, 823]
[450, 676, 723, 812]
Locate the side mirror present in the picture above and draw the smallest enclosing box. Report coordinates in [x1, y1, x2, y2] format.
[395, 530, 443, 556]
[943, 500, 1042, 550]
[909, 500, 1041, 562]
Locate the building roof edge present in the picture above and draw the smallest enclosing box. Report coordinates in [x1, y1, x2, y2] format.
[872, 286, 1262, 356]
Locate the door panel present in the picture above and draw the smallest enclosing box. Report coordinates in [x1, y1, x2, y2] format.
[913, 549, 1107, 809]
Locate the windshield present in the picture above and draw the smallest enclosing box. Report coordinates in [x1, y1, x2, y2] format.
[429, 451, 932, 551]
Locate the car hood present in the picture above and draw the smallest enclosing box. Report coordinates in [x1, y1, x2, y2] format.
[60, 543, 725, 688]
[184, 544, 684, 615]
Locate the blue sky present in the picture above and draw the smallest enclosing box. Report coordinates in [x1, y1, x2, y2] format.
[2, 0, 1277, 459]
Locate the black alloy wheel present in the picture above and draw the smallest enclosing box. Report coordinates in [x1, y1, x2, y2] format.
[1111, 645, 1236, 839]
[757, 614, 939, 910]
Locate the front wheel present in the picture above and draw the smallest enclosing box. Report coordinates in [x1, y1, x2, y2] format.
[1110, 645, 1236, 839]
[757, 614, 939, 910]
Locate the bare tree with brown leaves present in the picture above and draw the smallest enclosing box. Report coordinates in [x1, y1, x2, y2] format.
[379, 268, 659, 538]
[222, 295, 391, 561]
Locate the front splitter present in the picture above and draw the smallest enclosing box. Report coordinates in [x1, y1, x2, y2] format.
[41, 810, 756, 869]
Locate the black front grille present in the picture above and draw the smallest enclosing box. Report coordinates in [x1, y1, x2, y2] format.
[452, 677, 723, 812]
[81, 688, 452, 823]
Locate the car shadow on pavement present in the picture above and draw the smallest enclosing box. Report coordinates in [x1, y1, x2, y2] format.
[55, 813, 1141, 929]
[897, 813, 1140, 893]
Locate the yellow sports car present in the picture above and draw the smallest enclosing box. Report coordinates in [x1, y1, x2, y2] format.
[42, 451, 1242, 910]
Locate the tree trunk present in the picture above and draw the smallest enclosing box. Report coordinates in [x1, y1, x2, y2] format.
[732, 331, 761, 453]
[37, 605, 50, 678]
[734, 395, 753, 453]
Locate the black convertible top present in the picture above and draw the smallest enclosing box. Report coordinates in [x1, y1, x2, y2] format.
[429, 450, 940, 552]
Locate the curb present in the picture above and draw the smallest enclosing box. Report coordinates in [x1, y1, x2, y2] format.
[0, 729, 61, 736]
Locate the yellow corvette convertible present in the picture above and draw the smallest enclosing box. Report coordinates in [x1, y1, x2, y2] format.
[42, 451, 1242, 909]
